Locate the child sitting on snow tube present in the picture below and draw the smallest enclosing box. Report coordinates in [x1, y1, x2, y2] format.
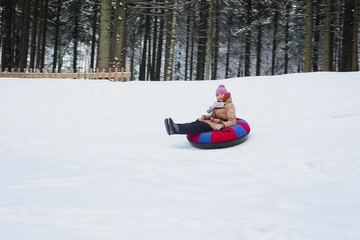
[164, 84, 237, 135]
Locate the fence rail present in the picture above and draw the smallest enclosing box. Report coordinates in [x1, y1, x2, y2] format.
[0, 65, 131, 82]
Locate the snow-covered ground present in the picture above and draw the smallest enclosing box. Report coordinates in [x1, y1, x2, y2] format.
[0, 72, 360, 240]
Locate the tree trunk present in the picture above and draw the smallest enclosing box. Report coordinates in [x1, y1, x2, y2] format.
[52, 0, 62, 72]
[1, 0, 15, 71]
[225, 33, 231, 79]
[225, 15, 232, 79]
[212, 0, 220, 80]
[29, 0, 39, 69]
[98, 0, 112, 70]
[237, 54, 243, 77]
[284, 2, 290, 74]
[130, 26, 137, 81]
[189, 19, 196, 80]
[139, 13, 150, 80]
[19, 0, 31, 71]
[130, 49, 134, 81]
[185, 4, 191, 80]
[155, 8, 165, 81]
[36, 0, 44, 69]
[40, 0, 49, 70]
[271, 3, 279, 75]
[147, 26, 152, 81]
[72, 2, 79, 73]
[90, 0, 99, 70]
[196, 0, 208, 80]
[322, 0, 333, 71]
[352, 0, 359, 71]
[312, 0, 321, 72]
[151, 8, 158, 81]
[304, 0, 313, 72]
[341, 0, 355, 71]
[244, 0, 252, 76]
[164, 0, 179, 81]
[205, 0, 214, 80]
[256, 2, 263, 76]
[112, 0, 127, 69]
[13, 5, 20, 69]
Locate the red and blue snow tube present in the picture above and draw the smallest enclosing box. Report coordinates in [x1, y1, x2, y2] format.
[187, 118, 250, 149]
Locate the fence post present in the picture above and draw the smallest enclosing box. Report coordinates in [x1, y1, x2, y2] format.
[114, 68, 118, 82]
[119, 68, 123, 82]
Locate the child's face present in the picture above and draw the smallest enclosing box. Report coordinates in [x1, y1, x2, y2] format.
[217, 93, 225, 101]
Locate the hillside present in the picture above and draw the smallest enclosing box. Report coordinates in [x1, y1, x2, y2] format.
[1, 73, 360, 240]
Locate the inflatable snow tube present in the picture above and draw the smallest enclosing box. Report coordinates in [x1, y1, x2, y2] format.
[186, 118, 250, 149]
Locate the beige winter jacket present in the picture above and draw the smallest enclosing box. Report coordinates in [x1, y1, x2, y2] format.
[202, 97, 237, 129]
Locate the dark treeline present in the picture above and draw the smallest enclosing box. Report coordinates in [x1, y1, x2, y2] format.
[0, 0, 359, 80]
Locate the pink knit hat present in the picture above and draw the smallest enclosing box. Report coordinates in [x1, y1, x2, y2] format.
[215, 84, 228, 95]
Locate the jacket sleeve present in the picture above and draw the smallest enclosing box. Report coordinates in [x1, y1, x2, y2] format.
[222, 103, 237, 128]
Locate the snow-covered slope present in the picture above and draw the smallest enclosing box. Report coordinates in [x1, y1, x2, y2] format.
[1, 72, 359, 240]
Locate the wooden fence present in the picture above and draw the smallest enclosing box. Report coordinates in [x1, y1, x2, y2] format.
[0, 64, 131, 82]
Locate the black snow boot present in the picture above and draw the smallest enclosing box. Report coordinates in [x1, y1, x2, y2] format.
[164, 118, 179, 135]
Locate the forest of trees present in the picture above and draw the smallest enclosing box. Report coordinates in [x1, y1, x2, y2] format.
[0, 0, 359, 81]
